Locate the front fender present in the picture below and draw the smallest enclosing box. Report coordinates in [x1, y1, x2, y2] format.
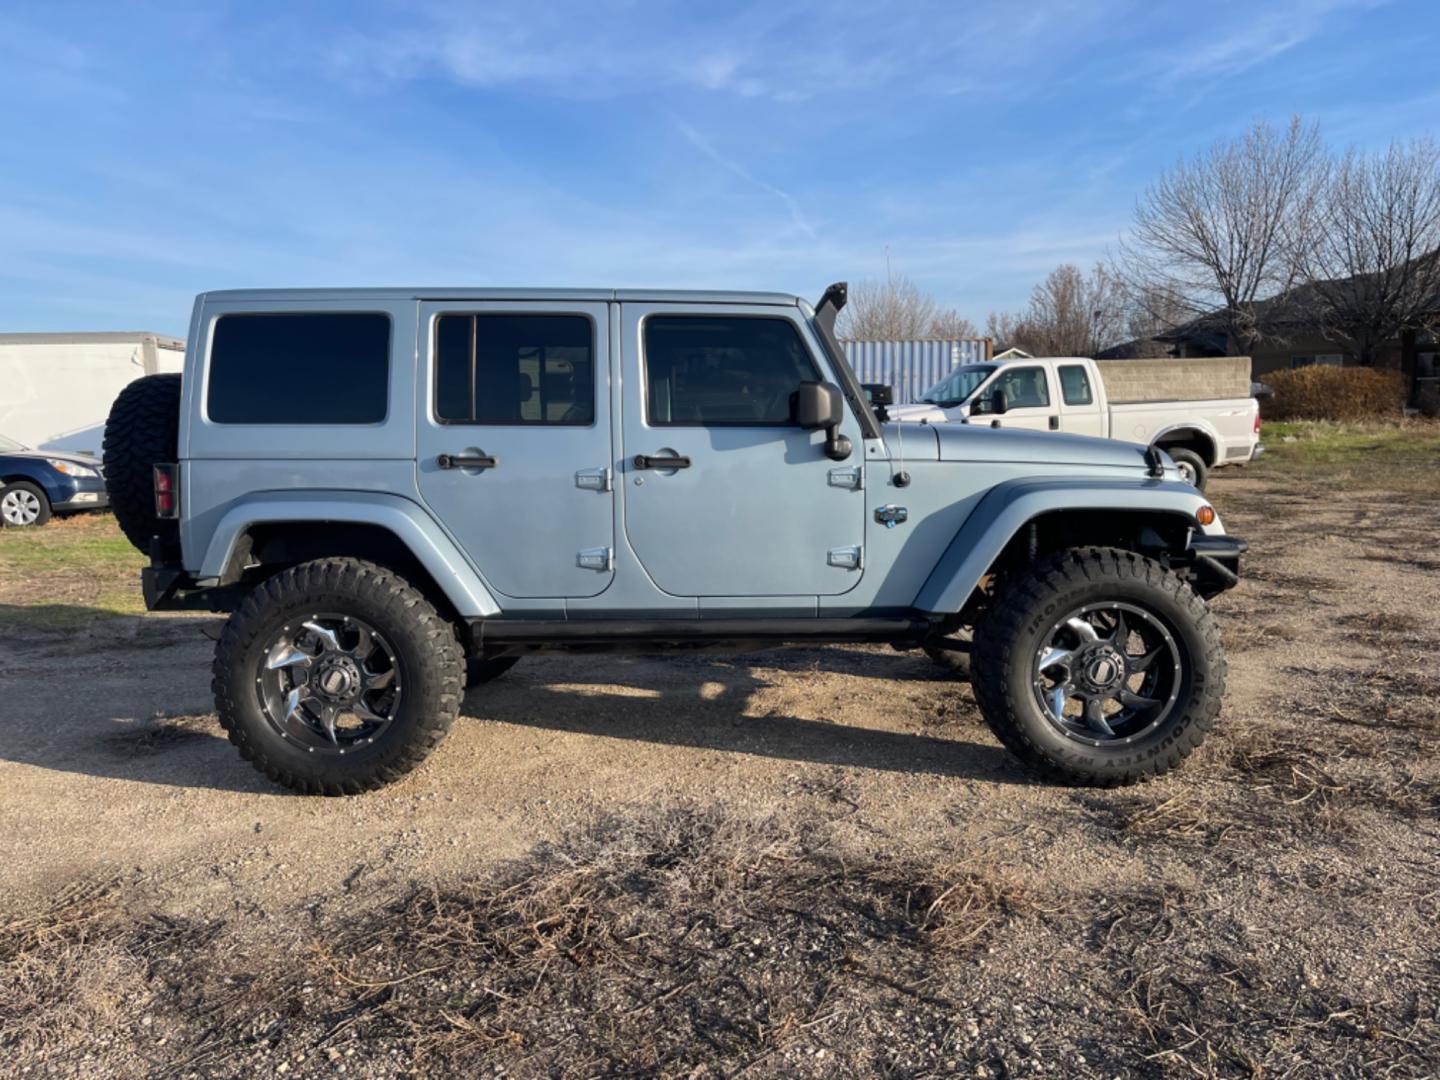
[196, 490, 501, 617]
[913, 476, 1221, 615]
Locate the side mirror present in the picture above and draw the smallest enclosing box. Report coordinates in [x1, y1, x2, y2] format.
[792, 381, 852, 461]
[990, 388, 1009, 415]
[794, 381, 843, 429]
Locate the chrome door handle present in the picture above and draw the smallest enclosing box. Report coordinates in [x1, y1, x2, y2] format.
[437, 453, 498, 470]
[633, 453, 691, 469]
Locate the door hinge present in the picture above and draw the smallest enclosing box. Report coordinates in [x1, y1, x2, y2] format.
[575, 466, 612, 492]
[827, 545, 864, 570]
[828, 465, 863, 490]
[576, 547, 614, 571]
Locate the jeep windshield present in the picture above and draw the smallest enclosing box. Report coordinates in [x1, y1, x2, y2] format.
[919, 364, 996, 408]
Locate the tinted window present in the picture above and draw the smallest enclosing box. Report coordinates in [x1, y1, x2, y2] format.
[208, 313, 390, 424]
[1058, 364, 1093, 405]
[644, 316, 819, 425]
[991, 366, 1050, 409]
[435, 314, 594, 425]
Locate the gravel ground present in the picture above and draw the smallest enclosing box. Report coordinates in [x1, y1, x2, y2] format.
[1, 471, 1438, 1077]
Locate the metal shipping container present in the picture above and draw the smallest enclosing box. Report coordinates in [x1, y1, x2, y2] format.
[842, 339, 991, 404]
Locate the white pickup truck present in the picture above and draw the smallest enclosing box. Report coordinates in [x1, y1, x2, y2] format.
[885, 355, 1263, 489]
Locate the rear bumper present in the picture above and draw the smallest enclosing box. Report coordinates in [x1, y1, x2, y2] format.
[1250, 442, 1265, 461]
[1178, 535, 1247, 597]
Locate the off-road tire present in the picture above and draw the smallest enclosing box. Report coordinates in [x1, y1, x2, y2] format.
[212, 558, 464, 795]
[103, 373, 182, 554]
[0, 481, 51, 527]
[971, 547, 1225, 786]
[466, 655, 520, 687]
[1164, 447, 1208, 491]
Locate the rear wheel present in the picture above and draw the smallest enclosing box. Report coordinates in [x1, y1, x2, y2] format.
[0, 481, 50, 527]
[212, 558, 464, 795]
[1164, 447, 1208, 490]
[971, 547, 1225, 786]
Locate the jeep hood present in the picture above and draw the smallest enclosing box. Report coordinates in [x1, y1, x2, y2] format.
[898, 422, 1155, 471]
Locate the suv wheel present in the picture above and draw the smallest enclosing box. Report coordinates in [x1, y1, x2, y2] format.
[0, 481, 50, 527]
[971, 547, 1225, 786]
[212, 558, 464, 795]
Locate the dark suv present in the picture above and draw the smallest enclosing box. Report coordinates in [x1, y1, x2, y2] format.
[0, 434, 109, 527]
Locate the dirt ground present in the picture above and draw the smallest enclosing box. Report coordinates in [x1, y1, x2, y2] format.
[2, 467, 1439, 1077]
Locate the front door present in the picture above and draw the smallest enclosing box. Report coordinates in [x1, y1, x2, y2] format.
[415, 301, 615, 599]
[618, 303, 865, 597]
[985, 364, 1059, 432]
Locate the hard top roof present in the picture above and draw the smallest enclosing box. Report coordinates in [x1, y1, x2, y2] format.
[201, 287, 805, 306]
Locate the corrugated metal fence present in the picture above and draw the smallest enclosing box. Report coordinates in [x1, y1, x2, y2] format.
[842, 339, 991, 404]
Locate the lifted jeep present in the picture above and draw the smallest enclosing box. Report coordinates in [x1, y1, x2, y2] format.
[104, 283, 1244, 795]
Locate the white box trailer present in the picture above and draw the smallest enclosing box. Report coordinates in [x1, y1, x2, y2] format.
[0, 332, 185, 455]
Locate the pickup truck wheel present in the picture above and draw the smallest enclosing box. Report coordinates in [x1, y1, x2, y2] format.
[1165, 448, 1208, 490]
[971, 547, 1225, 786]
[212, 558, 464, 795]
[466, 655, 520, 687]
[0, 481, 51, 527]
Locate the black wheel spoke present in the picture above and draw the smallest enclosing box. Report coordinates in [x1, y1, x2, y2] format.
[257, 612, 402, 753]
[1118, 688, 1160, 709]
[1032, 600, 1182, 745]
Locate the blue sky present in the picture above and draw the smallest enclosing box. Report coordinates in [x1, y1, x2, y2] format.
[1, 0, 1436, 337]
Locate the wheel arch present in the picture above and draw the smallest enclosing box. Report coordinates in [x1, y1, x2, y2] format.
[197, 492, 501, 619]
[1150, 423, 1219, 466]
[913, 478, 1218, 617]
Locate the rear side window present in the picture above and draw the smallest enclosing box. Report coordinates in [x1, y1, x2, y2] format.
[1059, 364, 1094, 405]
[644, 315, 819, 426]
[435, 314, 595, 425]
[207, 313, 391, 424]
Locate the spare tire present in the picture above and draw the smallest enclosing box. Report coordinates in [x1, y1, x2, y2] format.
[104, 373, 182, 555]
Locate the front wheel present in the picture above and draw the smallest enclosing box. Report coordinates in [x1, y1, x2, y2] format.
[971, 547, 1225, 786]
[212, 558, 464, 795]
[1, 481, 51, 527]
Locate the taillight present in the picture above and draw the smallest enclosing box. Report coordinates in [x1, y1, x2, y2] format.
[153, 464, 178, 519]
[1253, 412, 1262, 436]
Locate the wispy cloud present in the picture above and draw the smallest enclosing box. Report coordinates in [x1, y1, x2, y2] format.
[673, 120, 817, 239]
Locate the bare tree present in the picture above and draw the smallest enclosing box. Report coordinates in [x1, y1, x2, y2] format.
[985, 263, 1126, 356]
[984, 310, 1025, 353]
[1298, 137, 1440, 366]
[927, 308, 978, 339]
[837, 269, 974, 339]
[1117, 117, 1327, 354]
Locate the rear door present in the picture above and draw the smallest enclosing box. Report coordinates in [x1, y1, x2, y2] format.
[618, 303, 866, 597]
[415, 301, 615, 599]
[1055, 362, 1105, 437]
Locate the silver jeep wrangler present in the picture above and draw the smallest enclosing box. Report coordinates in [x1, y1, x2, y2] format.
[103, 283, 1245, 795]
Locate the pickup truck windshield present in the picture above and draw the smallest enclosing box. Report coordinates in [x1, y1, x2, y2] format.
[919, 364, 996, 407]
